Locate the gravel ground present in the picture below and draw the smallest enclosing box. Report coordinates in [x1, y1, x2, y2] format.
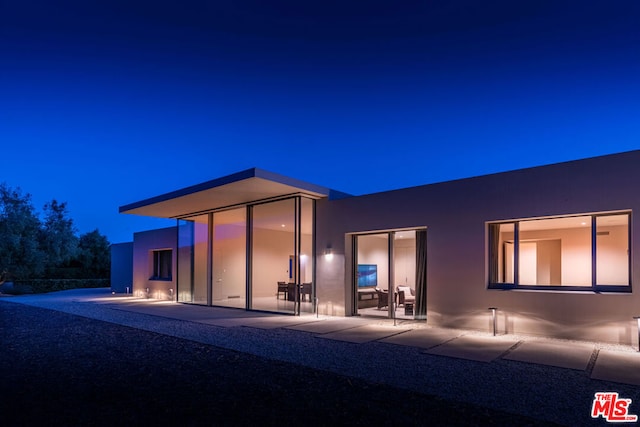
[1, 293, 638, 426]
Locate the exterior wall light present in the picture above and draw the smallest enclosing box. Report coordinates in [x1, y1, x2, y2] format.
[324, 247, 333, 261]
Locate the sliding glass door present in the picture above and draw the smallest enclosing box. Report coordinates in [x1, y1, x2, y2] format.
[249, 197, 315, 314]
[212, 207, 246, 309]
[354, 229, 425, 320]
[251, 199, 296, 313]
[355, 233, 390, 318]
[176, 196, 315, 314]
[299, 197, 314, 314]
[177, 214, 209, 304]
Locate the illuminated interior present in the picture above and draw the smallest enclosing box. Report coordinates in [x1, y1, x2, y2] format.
[212, 207, 246, 309]
[490, 212, 630, 289]
[176, 196, 315, 314]
[355, 230, 418, 320]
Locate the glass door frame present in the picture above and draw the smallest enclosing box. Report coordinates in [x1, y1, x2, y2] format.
[247, 195, 316, 315]
[177, 195, 316, 315]
[351, 228, 426, 321]
[352, 231, 396, 320]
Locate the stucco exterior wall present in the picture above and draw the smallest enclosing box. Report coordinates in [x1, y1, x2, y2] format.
[316, 150, 640, 345]
[133, 226, 177, 300]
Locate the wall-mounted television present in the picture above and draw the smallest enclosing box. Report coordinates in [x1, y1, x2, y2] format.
[357, 264, 377, 288]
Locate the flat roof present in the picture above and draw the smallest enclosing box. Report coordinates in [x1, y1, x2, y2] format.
[119, 167, 350, 218]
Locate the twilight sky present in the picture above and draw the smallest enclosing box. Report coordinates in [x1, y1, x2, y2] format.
[1, 1, 639, 244]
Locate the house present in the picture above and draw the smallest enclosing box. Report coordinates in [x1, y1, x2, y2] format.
[116, 150, 640, 345]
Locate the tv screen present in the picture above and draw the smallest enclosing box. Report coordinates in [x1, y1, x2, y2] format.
[357, 264, 377, 288]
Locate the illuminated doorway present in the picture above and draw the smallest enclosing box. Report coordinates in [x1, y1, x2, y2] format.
[176, 196, 315, 315]
[353, 229, 426, 321]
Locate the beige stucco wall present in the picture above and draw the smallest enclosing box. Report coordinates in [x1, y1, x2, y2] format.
[316, 150, 640, 345]
[133, 226, 177, 300]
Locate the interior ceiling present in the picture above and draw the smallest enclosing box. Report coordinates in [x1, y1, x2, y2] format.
[519, 214, 627, 231]
[395, 230, 416, 239]
[363, 230, 417, 240]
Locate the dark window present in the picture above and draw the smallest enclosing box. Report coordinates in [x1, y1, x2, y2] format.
[151, 249, 172, 280]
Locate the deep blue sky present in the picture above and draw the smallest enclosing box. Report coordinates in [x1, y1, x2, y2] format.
[2, 1, 639, 244]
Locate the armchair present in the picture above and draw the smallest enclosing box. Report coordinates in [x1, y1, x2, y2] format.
[397, 286, 415, 307]
[375, 288, 389, 310]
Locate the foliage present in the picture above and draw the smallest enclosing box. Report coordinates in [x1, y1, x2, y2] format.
[40, 200, 79, 276]
[0, 183, 111, 285]
[77, 229, 111, 279]
[7, 278, 110, 295]
[0, 183, 45, 282]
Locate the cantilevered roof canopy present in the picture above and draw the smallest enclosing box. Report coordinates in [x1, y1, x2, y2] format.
[119, 168, 350, 219]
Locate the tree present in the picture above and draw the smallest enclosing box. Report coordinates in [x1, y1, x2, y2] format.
[0, 183, 45, 283]
[0, 183, 111, 285]
[40, 199, 78, 276]
[77, 229, 110, 279]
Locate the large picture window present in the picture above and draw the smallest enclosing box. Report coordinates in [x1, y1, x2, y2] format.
[489, 212, 630, 292]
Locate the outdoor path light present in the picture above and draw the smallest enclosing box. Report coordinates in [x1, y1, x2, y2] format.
[634, 316, 640, 352]
[489, 307, 498, 336]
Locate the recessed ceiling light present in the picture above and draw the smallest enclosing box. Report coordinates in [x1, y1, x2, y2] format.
[281, 224, 285, 227]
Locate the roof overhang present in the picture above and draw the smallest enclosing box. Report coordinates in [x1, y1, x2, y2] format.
[119, 168, 348, 219]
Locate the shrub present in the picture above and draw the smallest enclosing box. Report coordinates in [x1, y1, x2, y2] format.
[6, 279, 110, 294]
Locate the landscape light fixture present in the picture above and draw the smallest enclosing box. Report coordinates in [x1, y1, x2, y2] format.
[489, 307, 498, 336]
[634, 316, 640, 352]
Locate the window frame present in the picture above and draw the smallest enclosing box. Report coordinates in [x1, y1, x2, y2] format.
[150, 249, 173, 281]
[488, 212, 631, 293]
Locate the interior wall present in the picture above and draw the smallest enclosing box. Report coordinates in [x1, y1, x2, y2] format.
[252, 227, 294, 298]
[518, 242, 537, 284]
[394, 237, 416, 287]
[300, 252, 313, 283]
[193, 227, 208, 302]
[212, 223, 246, 301]
[516, 239, 563, 285]
[519, 227, 591, 286]
[535, 239, 561, 285]
[597, 224, 629, 285]
[193, 231, 207, 304]
[357, 234, 389, 290]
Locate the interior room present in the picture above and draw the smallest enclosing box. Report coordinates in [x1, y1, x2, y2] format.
[176, 197, 315, 314]
[355, 230, 417, 320]
[251, 198, 315, 313]
[494, 213, 629, 287]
